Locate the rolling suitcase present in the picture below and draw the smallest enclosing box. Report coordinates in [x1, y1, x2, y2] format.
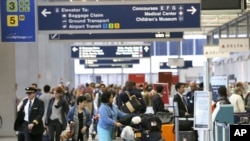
[179, 131, 196, 141]
[161, 124, 175, 141]
[42, 129, 49, 141]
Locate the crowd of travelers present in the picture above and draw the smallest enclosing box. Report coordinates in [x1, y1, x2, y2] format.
[14, 79, 250, 141]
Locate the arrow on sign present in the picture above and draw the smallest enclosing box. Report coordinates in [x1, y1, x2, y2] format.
[186, 6, 197, 15]
[72, 47, 78, 52]
[144, 46, 149, 52]
[41, 9, 51, 17]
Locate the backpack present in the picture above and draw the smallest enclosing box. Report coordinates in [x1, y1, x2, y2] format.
[141, 114, 162, 132]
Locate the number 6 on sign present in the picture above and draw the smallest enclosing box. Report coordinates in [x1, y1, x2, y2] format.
[7, 15, 18, 26]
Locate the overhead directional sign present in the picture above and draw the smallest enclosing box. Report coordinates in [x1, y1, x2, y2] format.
[85, 64, 133, 69]
[71, 45, 151, 59]
[38, 0, 201, 33]
[1, 0, 36, 42]
[80, 59, 140, 65]
[49, 32, 183, 41]
[159, 61, 193, 69]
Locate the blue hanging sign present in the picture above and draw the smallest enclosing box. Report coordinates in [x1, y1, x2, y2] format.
[71, 45, 151, 59]
[38, 0, 201, 33]
[1, 0, 36, 42]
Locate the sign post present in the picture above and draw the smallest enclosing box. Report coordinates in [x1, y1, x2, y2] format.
[1, 0, 36, 42]
[38, 0, 201, 33]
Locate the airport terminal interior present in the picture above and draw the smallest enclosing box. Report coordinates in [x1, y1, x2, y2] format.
[1, 0, 250, 141]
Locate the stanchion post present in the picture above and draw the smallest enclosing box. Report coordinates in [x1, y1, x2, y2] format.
[215, 121, 218, 141]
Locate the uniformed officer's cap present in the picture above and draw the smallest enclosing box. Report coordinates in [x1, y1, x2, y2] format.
[25, 87, 37, 93]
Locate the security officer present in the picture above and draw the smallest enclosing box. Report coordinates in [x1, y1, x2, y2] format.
[14, 87, 44, 141]
[185, 81, 197, 116]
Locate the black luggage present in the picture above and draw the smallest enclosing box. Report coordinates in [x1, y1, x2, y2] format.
[141, 130, 163, 141]
[141, 114, 162, 132]
[179, 131, 196, 141]
[42, 129, 49, 141]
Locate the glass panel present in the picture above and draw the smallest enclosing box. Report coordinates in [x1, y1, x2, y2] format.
[155, 42, 167, 56]
[237, 18, 247, 37]
[228, 22, 236, 38]
[195, 39, 207, 55]
[182, 39, 193, 55]
[220, 27, 228, 38]
[169, 41, 179, 55]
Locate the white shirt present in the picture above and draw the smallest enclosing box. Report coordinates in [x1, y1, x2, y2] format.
[24, 98, 35, 122]
[229, 94, 246, 113]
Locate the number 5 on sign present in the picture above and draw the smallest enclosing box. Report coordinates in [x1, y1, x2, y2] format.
[7, 15, 18, 26]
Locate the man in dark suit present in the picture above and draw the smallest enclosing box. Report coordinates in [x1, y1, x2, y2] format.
[14, 87, 44, 141]
[173, 82, 190, 117]
[152, 84, 170, 114]
[185, 81, 197, 116]
[173, 83, 198, 141]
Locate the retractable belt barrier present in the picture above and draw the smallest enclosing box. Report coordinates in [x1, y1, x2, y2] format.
[214, 113, 250, 141]
[214, 121, 230, 141]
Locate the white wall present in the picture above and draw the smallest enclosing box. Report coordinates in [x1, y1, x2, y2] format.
[212, 51, 250, 82]
[74, 55, 206, 86]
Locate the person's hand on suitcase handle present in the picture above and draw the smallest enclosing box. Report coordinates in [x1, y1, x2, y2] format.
[115, 121, 123, 127]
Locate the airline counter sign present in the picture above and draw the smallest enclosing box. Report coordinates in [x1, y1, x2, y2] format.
[219, 38, 249, 52]
[204, 45, 230, 58]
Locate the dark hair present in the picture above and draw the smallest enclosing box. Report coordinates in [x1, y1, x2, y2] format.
[109, 89, 116, 97]
[77, 96, 87, 105]
[100, 84, 106, 88]
[236, 82, 243, 87]
[146, 84, 153, 91]
[175, 82, 185, 91]
[156, 85, 164, 93]
[125, 80, 134, 90]
[43, 85, 51, 93]
[32, 83, 38, 88]
[85, 83, 89, 87]
[101, 90, 113, 103]
[218, 86, 227, 97]
[199, 82, 204, 89]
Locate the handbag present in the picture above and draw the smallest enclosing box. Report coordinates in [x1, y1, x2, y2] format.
[112, 126, 117, 140]
[118, 114, 133, 126]
[178, 117, 193, 131]
[121, 91, 141, 113]
[156, 112, 174, 124]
